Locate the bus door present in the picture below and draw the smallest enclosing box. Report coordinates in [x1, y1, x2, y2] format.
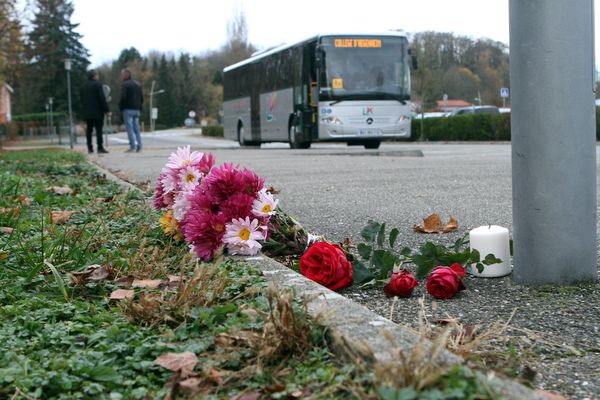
[249, 64, 261, 141]
[301, 43, 318, 140]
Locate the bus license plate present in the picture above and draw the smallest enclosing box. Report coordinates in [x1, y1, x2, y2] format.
[358, 129, 381, 136]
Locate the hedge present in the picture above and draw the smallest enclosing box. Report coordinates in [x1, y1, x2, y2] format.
[412, 108, 600, 141]
[203, 125, 224, 137]
[12, 112, 67, 122]
[411, 113, 511, 141]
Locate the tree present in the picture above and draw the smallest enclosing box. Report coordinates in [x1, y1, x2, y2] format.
[155, 55, 177, 128]
[25, 0, 89, 114]
[0, 0, 26, 113]
[410, 31, 509, 109]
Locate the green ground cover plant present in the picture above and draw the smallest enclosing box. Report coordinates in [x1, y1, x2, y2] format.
[0, 149, 500, 399]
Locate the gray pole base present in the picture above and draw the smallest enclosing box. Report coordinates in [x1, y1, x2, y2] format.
[509, 0, 597, 285]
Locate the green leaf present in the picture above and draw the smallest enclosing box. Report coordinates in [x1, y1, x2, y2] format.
[476, 263, 485, 273]
[400, 247, 412, 257]
[89, 366, 120, 382]
[33, 190, 48, 205]
[361, 220, 381, 242]
[353, 260, 375, 285]
[412, 255, 435, 280]
[453, 233, 469, 253]
[357, 243, 373, 260]
[377, 223, 386, 247]
[44, 260, 69, 302]
[389, 228, 400, 248]
[372, 249, 398, 276]
[483, 253, 502, 265]
[469, 249, 480, 263]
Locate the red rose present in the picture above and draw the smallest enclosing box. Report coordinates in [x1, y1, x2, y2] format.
[426, 264, 466, 299]
[299, 242, 353, 291]
[384, 269, 418, 297]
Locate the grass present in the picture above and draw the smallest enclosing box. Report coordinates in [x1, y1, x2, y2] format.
[0, 149, 502, 399]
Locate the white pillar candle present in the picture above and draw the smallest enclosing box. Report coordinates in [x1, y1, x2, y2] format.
[469, 225, 512, 277]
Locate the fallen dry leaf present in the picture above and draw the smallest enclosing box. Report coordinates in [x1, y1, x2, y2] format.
[442, 216, 459, 233]
[236, 392, 261, 400]
[414, 213, 458, 234]
[109, 289, 135, 300]
[115, 275, 135, 287]
[154, 351, 198, 376]
[0, 207, 19, 216]
[0, 227, 14, 234]
[132, 279, 164, 289]
[48, 186, 73, 195]
[266, 185, 280, 194]
[167, 275, 182, 288]
[71, 264, 116, 284]
[0, 250, 7, 261]
[50, 210, 77, 224]
[179, 377, 202, 391]
[18, 195, 32, 205]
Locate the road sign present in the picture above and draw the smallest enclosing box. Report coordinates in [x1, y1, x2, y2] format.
[500, 87, 509, 98]
[151, 108, 158, 119]
[188, 110, 196, 118]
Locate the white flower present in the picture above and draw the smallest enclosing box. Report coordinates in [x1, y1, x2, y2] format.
[172, 193, 192, 221]
[166, 145, 205, 169]
[178, 166, 203, 192]
[223, 217, 265, 256]
[251, 188, 279, 217]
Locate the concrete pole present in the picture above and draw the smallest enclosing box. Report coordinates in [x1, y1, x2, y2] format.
[510, 0, 597, 284]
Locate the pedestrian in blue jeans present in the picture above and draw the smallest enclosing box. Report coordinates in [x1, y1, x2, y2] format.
[119, 69, 144, 152]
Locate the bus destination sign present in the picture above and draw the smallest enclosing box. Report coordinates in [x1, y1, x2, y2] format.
[334, 38, 382, 48]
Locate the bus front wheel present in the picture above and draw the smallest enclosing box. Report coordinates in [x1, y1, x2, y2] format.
[289, 123, 310, 149]
[238, 123, 259, 147]
[363, 140, 381, 149]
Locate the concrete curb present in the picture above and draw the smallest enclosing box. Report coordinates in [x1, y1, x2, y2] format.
[87, 157, 546, 400]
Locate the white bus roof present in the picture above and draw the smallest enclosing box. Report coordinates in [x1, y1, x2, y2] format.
[223, 31, 408, 72]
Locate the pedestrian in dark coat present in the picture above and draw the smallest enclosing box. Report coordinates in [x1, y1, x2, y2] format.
[80, 69, 110, 153]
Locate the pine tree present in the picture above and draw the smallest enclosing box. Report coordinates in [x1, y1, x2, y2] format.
[26, 0, 89, 114]
[155, 55, 177, 128]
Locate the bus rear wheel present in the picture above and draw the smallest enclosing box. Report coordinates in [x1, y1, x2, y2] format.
[289, 124, 310, 149]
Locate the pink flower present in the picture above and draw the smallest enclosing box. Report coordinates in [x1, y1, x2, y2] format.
[172, 193, 192, 221]
[153, 172, 167, 210]
[203, 164, 264, 203]
[178, 166, 203, 192]
[223, 217, 265, 256]
[219, 192, 254, 221]
[182, 209, 226, 261]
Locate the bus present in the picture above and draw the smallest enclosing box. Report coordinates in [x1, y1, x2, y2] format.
[223, 32, 413, 149]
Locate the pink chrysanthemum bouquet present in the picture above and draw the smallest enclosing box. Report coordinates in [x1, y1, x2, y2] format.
[153, 145, 278, 261]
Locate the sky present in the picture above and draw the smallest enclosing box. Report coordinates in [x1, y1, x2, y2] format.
[70, 0, 517, 67]
[9, 0, 582, 68]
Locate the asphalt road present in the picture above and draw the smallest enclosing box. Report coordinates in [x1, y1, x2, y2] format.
[91, 129, 517, 251]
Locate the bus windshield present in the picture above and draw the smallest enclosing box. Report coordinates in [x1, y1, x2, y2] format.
[319, 36, 410, 102]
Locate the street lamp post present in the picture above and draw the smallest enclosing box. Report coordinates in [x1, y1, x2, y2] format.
[149, 80, 165, 132]
[64, 59, 75, 149]
[48, 97, 59, 144]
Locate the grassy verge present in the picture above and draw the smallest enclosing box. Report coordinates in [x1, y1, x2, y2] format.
[0, 149, 500, 399]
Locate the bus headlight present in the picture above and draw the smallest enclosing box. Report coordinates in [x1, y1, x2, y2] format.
[396, 115, 410, 124]
[320, 116, 343, 125]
